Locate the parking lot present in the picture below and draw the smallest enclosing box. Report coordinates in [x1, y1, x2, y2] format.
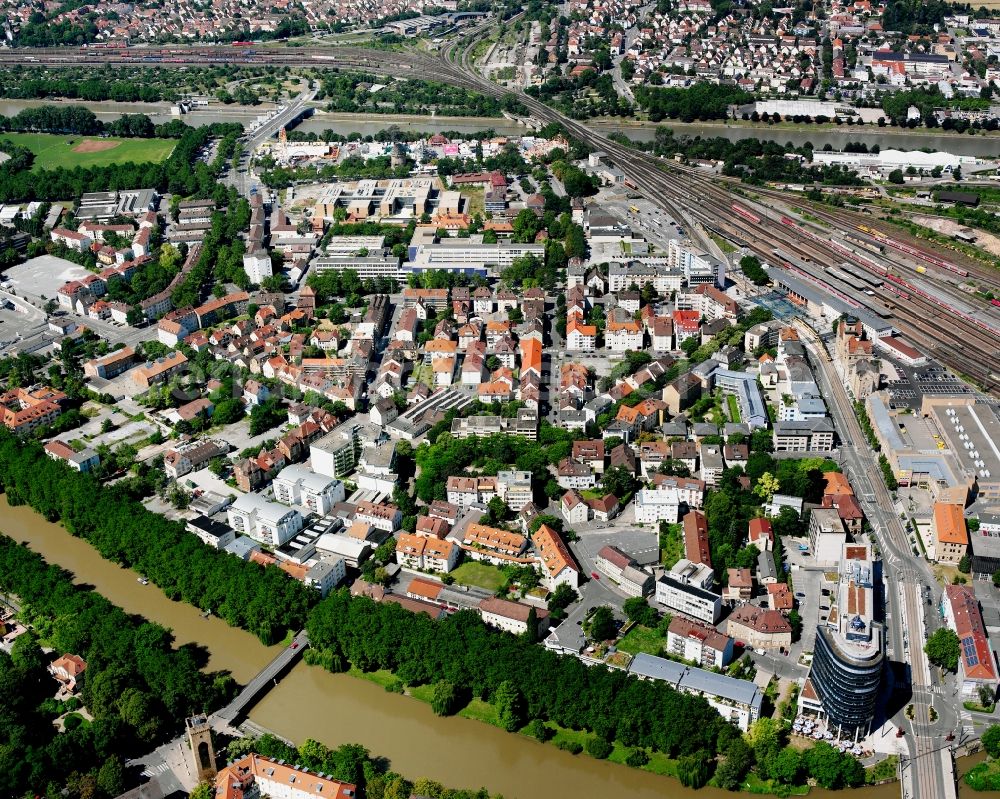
[4, 255, 93, 304]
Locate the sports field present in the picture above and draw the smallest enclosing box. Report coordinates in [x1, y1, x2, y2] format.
[0, 132, 176, 171]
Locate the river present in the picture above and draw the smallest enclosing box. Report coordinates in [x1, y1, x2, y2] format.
[0, 495, 932, 799]
[3, 97, 1000, 156]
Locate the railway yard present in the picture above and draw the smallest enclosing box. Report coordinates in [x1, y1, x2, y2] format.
[1, 38, 998, 393]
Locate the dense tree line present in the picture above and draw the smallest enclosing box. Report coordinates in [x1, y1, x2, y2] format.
[316, 71, 507, 117]
[0, 433, 317, 643]
[1, 105, 103, 135]
[0, 72, 167, 102]
[413, 425, 578, 503]
[171, 192, 250, 306]
[702, 454, 836, 579]
[0, 536, 236, 798]
[0, 121, 243, 203]
[881, 0, 959, 34]
[259, 154, 413, 190]
[526, 70, 634, 119]
[306, 590, 728, 758]
[634, 84, 752, 123]
[0, 64, 305, 104]
[12, 15, 99, 47]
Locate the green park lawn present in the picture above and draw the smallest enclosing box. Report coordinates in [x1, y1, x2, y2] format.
[616, 625, 666, 657]
[0, 132, 176, 171]
[450, 560, 505, 592]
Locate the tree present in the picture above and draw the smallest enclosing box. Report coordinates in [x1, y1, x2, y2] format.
[751, 428, 774, 453]
[754, 472, 780, 504]
[586, 736, 613, 759]
[748, 718, 783, 780]
[788, 609, 803, 643]
[772, 747, 802, 784]
[623, 596, 658, 627]
[511, 209, 542, 243]
[602, 464, 639, 498]
[715, 737, 753, 790]
[982, 725, 1000, 758]
[888, 169, 905, 184]
[585, 606, 617, 642]
[992, 570, 1000, 588]
[493, 680, 526, 732]
[525, 719, 552, 741]
[524, 606, 540, 643]
[925, 628, 960, 672]
[958, 554, 971, 574]
[804, 741, 863, 788]
[677, 751, 713, 788]
[739, 255, 769, 285]
[483, 496, 511, 526]
[547, 582, 578, 618]
[772, 506, 804, 538]
[10, 628, 46, 674]
[431, 680, 461, 716]
[96, 756, 125, 797]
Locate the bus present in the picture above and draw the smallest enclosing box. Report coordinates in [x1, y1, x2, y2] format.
[628, 205, 640, 213]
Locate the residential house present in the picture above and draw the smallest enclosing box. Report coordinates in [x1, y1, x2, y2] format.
[667, 616, 735, 668]
[726, 606, 792, 650]
[49, 653, 87, 693]
[943, 584, 998, 700]
[395, 533, 460, 573]
[479, 597, 550, 637]
[462, 523, 530, 566]
[533, 524, 581, 590]
[933, 502, 968, 565]
[557, 458, 596, 490]
[355, 501, 402, 533]
[562, 489, 590, 525]
[748, 518, 774, 552]
[273, 464, 346, 515]
[683, 510, 712, 567]
[724, 568, 753, 604]
[595, 545, 652, 597]
[43, 440, 100, 473]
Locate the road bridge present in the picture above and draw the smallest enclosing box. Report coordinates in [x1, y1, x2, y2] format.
[212, 630, 308, 728]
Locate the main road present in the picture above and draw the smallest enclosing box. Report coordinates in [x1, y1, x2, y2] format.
[795, 321, 957, 799]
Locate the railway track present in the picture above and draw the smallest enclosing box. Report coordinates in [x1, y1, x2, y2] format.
[5, 39, 998, 392]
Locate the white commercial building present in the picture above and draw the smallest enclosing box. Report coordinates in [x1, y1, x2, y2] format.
[304, 558, 347, 597]
[227, 493, 304, 547]
[273, 464, 346, 516]
[809, 508, 848, 567]
[812, 148, 979, 176]
[496, 470, 533, 511]
[634, 487, 680, 524]
[242, 250, 273, 284]
[655, 573, 722, 623]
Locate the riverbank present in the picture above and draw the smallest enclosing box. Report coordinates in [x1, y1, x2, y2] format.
[6, 97, 1000, 156]
[0, 493, 909, 799]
